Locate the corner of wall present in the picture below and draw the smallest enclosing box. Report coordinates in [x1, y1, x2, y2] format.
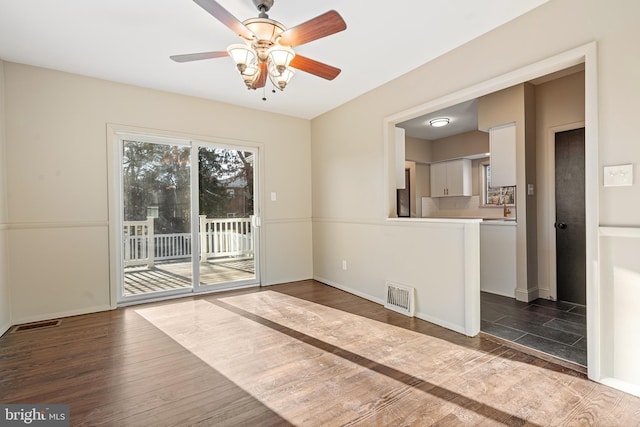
[0, 58, 12, 334]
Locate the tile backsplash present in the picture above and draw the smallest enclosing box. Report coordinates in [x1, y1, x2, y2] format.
[422, 196, 516, 219]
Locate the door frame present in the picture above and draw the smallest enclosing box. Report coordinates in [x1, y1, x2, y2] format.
[546, 121, 585, 301]
[382, 42, 600, 380]
[107, 125, 264, 308]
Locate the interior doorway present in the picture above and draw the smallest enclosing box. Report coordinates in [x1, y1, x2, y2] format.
[554, 128, 586, 305]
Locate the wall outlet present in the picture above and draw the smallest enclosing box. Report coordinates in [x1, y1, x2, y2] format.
[342, 260, 347, 270]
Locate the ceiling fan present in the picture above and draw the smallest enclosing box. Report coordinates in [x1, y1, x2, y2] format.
[170, 0, 347, 92]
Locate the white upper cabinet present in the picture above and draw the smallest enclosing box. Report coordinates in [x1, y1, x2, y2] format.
[430, 159, 471, 197]
[489, 123, 516, 187]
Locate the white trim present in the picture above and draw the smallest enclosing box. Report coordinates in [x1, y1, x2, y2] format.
[314, 276, 385, 305]
[415, 311, 467, 336]
[0, 322, 10, 336]
[117, 283, 260, 308]
[315, 275, 471, 336]
[463, 222, 480, 337]
[599, 378, 640, 399]
[515, 286, 540, 302]
[10, 305, 112, 326]
[583, 42, 600, 383]
[544, 121, 585, 301]
[313, 217, 385, 226]
[264, 217, 311, 225]
[106, 124, 264, 308]
[599, 226, 640, 238]
[106, 125, 122, 309]
[107, 123, 266, 151]
[6, 221, 108, 230]
[313, 216, 483, 227]
[387, 217, 482, 225]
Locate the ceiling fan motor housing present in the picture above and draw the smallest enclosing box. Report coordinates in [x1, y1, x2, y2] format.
[252, 0, 274, 17]
[242, 18, 286, 61]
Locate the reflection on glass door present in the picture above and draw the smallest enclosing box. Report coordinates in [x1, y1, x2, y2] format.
[121, 139, 193, 298]
[117, 135, 259, 302]
[197, 146, 257, 289]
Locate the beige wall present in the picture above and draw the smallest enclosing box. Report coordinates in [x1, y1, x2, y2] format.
[3, 63, 313, 323]
[431, 131, 489, 163]
[405, 136, 431, 164]
[0, 60, 10, 333]
[535, 71, 585, 296]
[311, 0, 640, 390]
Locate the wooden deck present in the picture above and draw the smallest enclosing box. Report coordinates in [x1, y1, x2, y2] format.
[124, 258, 255, 295]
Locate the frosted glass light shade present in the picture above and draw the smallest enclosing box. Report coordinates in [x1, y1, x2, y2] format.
[227, 44, 255, 72]
[267, 46, 295, 74]
[269, 67, 295, 90]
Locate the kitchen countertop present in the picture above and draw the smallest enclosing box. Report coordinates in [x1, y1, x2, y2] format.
[422, 215, 517, 225]
[480, 219, 517, 226]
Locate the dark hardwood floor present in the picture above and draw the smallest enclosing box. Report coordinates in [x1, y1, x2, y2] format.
[480, 292, 587, 367]
[1, 280, 638, 426]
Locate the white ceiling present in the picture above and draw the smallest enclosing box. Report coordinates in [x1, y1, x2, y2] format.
[0, 0, 549, 120]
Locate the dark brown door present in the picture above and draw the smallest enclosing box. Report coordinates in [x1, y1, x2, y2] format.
[555, 128, 586, 305]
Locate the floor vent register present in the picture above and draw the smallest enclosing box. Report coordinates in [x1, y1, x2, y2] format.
[384, 282, 415, 317]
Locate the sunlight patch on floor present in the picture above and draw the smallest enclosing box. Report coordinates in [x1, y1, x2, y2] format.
[134, 291, 590, 425]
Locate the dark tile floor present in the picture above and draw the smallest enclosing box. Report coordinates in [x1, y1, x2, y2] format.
[480, 292, 587, 366]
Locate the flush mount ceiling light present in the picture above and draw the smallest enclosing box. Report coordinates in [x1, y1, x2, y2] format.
[429, 118, 450, 127]
[170, 0, 347, 97]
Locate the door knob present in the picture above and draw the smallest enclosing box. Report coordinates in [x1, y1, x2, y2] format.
[555, 222, 567, 229]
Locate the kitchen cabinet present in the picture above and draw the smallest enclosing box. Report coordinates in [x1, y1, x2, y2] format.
[489, 123, 516, 187]
[480, 221, 517, 297]
[430, 158, 471, 197]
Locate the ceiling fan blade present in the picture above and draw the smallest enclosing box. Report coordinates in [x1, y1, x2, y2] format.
[193, 0, 254, 39]
[170, 51, 229, 63]
[290, 55, 341, 80]
[278, 10, 346, 47]
[253, 62, 268, 89]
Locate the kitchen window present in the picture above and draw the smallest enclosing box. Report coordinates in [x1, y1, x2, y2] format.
[482, 163, 515, 207]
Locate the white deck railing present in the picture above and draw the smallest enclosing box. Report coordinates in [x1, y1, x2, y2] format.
[123, 216, 253, 268]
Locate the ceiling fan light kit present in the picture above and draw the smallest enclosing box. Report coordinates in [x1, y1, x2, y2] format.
[171, 0, 347, 96]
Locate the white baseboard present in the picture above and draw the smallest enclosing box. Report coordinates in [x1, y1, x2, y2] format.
[314, 276, 469, 335]
[415, 311, 467, 336]
[600, 377, 640, 398]
[515, 286, 539, 302]
[11, 305, 112, 326]
[262, 276, 314, 287]
[0, 321, 10, 336]
[480, 289, 517, 299]
[313, 276, 385, 305]
[536, 287, 552, 299]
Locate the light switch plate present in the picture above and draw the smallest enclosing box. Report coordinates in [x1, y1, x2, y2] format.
[603, 164, 633, 187]
[270, 192, 277, 201]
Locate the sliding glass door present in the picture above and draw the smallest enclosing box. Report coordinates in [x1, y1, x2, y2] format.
[196, 146, 257, 291]
[115, 134, 259, 303]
